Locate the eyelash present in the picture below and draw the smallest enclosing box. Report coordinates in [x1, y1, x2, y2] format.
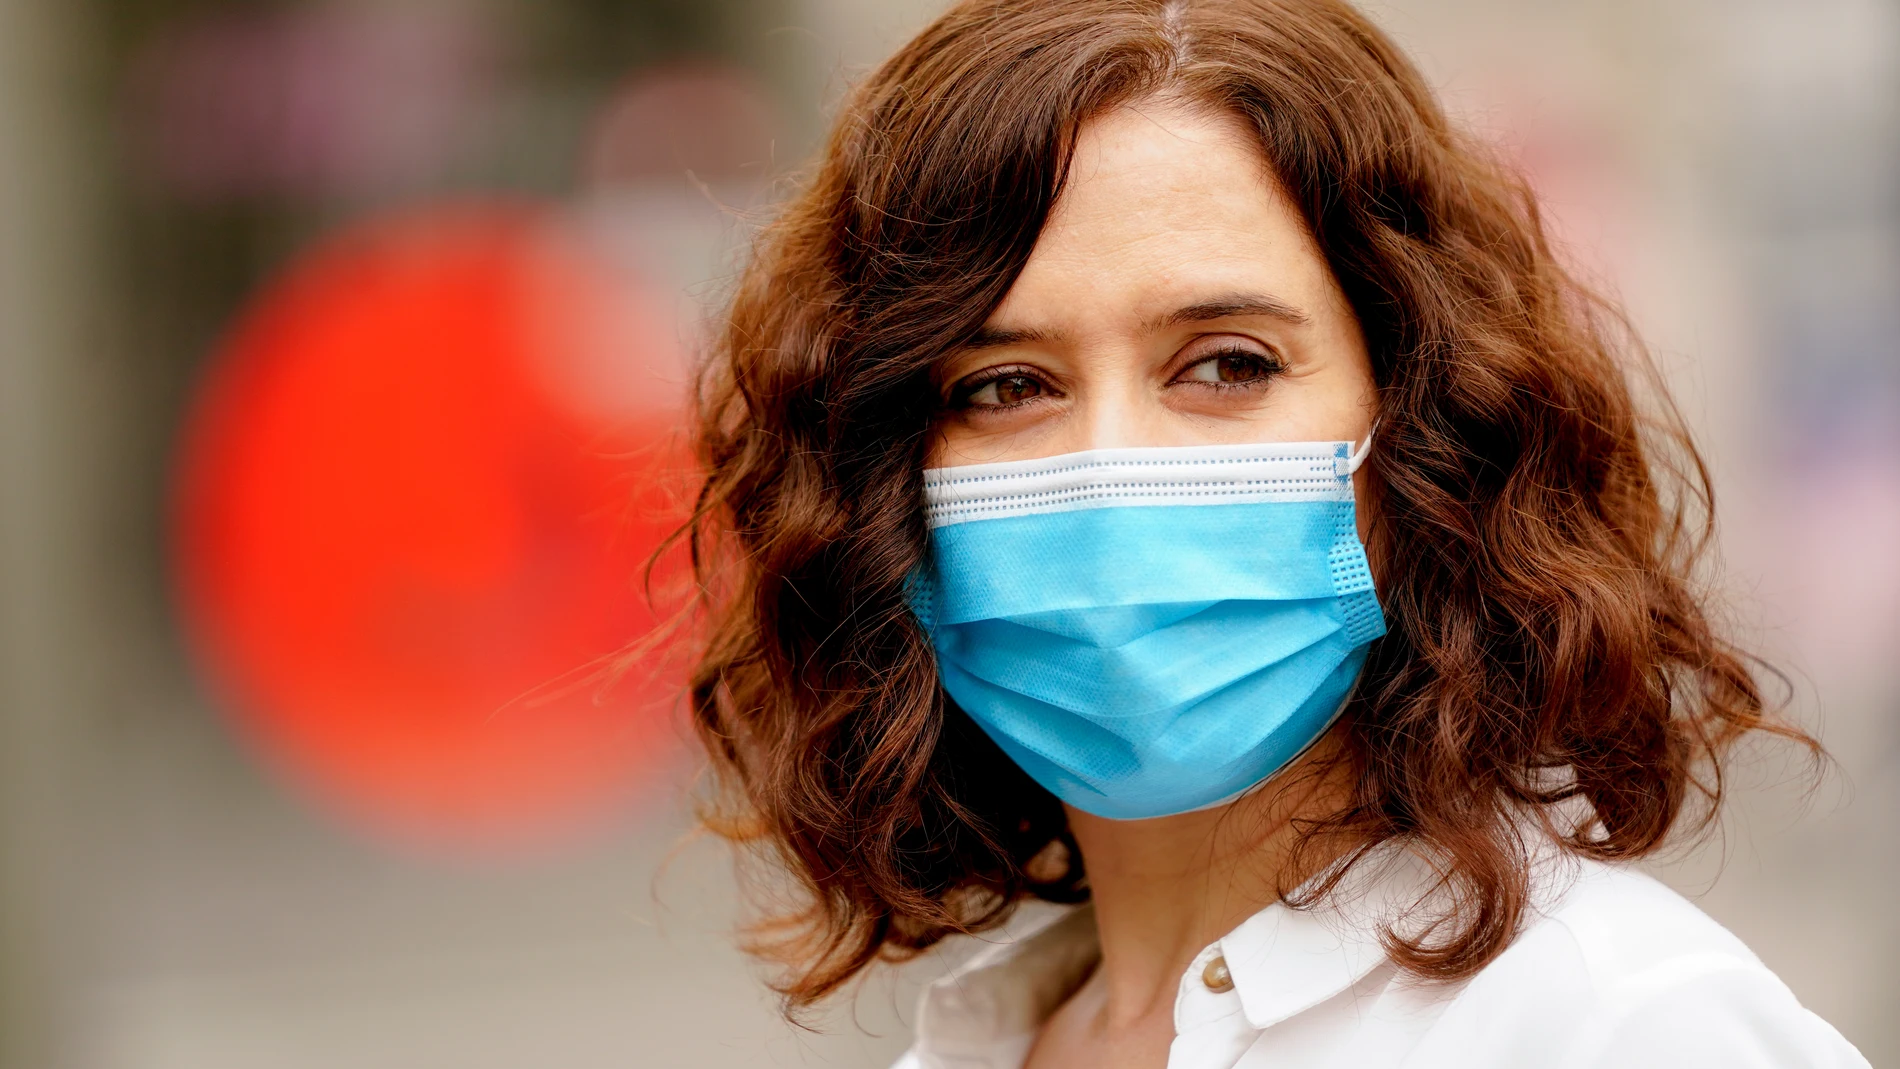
[945, 347, 1287, 411]
[947, 364, 1047, 410]
[1181, 346, 1287, 389]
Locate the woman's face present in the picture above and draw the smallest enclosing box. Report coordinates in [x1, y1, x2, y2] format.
[930, 99, 1377, 469]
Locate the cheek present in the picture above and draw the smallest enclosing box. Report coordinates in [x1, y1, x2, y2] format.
[927, 412, 1006, 468]
[924, 423, 956, 469]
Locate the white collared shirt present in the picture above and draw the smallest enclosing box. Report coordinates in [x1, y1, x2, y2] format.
[891, 855, 1867, 1069]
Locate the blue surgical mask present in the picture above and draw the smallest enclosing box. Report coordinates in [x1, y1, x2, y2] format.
[909, 436, 1385, 820]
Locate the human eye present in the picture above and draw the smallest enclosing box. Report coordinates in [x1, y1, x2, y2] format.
[1174, 347, 1287, 388]
[948, 366, 1054, 410]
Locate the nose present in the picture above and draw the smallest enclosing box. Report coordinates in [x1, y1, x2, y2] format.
[1072, 369, 1178, 451]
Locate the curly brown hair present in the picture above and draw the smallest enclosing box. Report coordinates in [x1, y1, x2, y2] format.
[683, 0, 1816, 1009]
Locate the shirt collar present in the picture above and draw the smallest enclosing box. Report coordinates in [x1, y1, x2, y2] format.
[1216, 847, 1439, 1029]
[912, 846, 1443, 1059]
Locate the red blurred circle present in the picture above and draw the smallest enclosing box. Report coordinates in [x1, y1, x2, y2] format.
[170, 202, 692, 850]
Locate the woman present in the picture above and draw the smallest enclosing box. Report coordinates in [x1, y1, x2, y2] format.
[683, 1, 1869, 1066]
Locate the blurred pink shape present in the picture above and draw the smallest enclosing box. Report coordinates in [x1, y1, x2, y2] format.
[580, 63, 779, 188]
[127, 6, 492, 201]
[1773, 430, 1900, 688]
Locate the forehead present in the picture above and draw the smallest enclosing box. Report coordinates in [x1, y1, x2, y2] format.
[987, 99, 1336, 331]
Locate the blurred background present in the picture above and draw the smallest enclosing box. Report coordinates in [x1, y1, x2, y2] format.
[0, 0, 1893, 1066]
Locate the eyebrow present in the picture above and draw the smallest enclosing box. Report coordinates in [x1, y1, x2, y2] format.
[962, 292, 1309, 351]
[1145, 293, 1310, 331]
[963, 323, 1056, 350]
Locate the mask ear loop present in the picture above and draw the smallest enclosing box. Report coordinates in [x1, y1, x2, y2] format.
[1345, 421, 1378, 474]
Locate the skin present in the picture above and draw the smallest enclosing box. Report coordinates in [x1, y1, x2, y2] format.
[927, 98, 1379, 1069]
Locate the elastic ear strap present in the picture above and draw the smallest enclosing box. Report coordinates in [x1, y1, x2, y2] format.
[1345, 422, 1379, 474]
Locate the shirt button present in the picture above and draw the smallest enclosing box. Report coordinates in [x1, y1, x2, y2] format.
[1201, 955, 1234, 993]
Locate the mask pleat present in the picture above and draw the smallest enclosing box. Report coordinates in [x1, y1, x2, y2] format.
[939, 599, 1345, 718]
